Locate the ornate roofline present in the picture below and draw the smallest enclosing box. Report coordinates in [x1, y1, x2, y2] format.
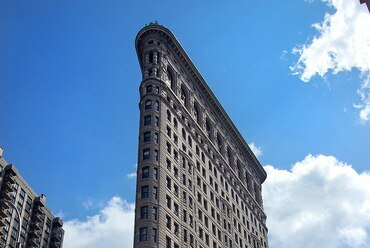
[135, 23, 267, 183]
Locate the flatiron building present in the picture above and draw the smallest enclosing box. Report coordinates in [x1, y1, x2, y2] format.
[133, 23, 269, 248]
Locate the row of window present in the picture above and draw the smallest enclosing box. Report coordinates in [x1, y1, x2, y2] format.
[160, 125, 267, 239]
[162, 166, 267, 247]
[164, 90, 261, 206]
[166, 105, 261, 205]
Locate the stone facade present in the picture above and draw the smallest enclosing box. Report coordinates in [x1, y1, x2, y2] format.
[133, 23, 269, 248]
[0, 149, 64, 248]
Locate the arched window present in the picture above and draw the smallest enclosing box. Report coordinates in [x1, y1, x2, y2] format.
[145, 100, 152, 110]
[173, 118, 178, 129]
[245, 172, 252, 192]
[149, 52, 154, 63]
[226, 146, 232, 164]
[180, 86, 187, 107]
[167, 110, 171, 122]
[217, 133, 223, 153]
[254, 183, 260, 204]
[166, 67, 174, 89]
[205, 118, 212, 140]
[237, 162, 242, 178]
[194, 103, 200, 124]
[182, 128, 186, 140]
[154, 101, 160, 111]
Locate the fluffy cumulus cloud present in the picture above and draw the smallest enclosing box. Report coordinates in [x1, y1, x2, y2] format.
[290, 0, 370, 121]
[63, 155, 370, 248]
[63, 196, 135, 248]
[263, 154, 370, 248]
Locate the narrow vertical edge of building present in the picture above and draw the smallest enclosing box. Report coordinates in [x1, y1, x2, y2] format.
[133, 22, 269, 248]
[0, 148, 65, 248]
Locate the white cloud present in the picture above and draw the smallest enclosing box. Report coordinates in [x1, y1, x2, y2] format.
[63, 196, 135, 248]
[291, 0, 370, 121]
[263, 154, 370, 248]
[249, 142, 262, 158]
[127, 172, 136, 178]
[63, 155, 370, 248]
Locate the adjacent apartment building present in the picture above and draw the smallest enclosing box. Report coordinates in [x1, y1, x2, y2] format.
[133, 23, 269, 248]
[0, 147, 64, 248]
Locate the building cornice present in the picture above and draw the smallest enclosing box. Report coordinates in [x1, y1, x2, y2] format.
[136, 23, 267, 183]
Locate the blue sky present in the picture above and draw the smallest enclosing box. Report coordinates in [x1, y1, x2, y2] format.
[1, 1, 370, 247]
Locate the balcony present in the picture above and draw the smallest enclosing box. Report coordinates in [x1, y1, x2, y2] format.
[52, 217, 63, 228]
[30, 221, 43, 230]
[1, 191, 12, 201]
[5, 174, 15, 184]
[2, 181, 12, 191]
[51, 228, 64, 241]
[33, 196, 45, 207]
[33, 205, 43, 214]
[32, 213, 44, 222]
[29, 229, 42, 238]
[0, 201, 9, 210]
[27, 237, 40, 246]
[49, 241, 62, 248]
[5, 165, 17, 176]
[0, 208, 7, 218]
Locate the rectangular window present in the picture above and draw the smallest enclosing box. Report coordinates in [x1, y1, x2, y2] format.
[166, 195, 171, 209]
[142, 166, 149, 179]
[154, 149, 159, 161]
[141, 186, 149, 198]
[166, 215, 171, 229]
[152, 207, 158, 220]
[152, 228, 157, 243]
[174, 222, 179, 236]
[143, 148, 150, 160]
[140, 206, 148, 219]
[143, 131, 151, 142]
[167, 126, 171, 137]
[183, 210, 187, 222]
[153, 186, 158, 199]
[174, 203, 179, 216]
[154, 116, 159, 127]
[174, 150, 178, 161]
[154, 132, 159, 143]
[166, 177, 171, 190]
[144, 115, 151, 126]
[167, 159, 171, 171]
[166, 236, 171, 248]
[139, 227, 148, 242]
[184, 229, 188, 243]
[153, 167, 158, 180]
[166, 142, 171, 154]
